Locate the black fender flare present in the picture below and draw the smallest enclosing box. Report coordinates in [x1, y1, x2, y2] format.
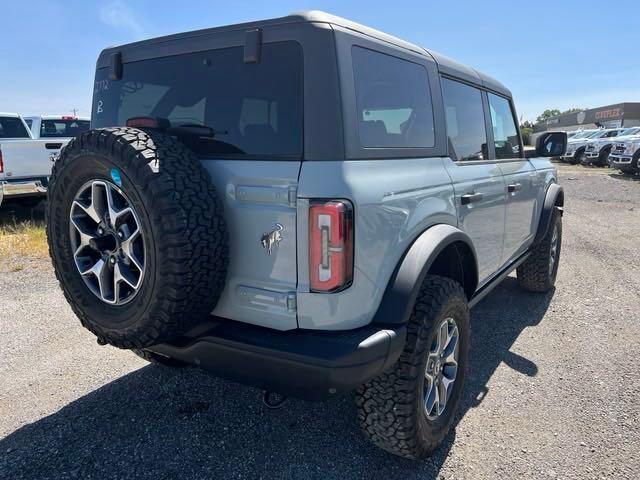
[372, 224, 478, 326]
[533, 183, 564, 245]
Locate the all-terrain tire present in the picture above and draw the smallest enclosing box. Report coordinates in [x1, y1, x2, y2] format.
[517, 208, 562, 292]
[132, 349, 188, 367]
[46, 128, 228, 349]
[356, 275, 470, 459]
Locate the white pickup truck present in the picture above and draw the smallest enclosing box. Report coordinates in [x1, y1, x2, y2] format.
[0, 113, 89, 207]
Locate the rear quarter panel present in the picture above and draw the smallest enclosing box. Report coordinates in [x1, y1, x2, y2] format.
[296, 157, 457, 329]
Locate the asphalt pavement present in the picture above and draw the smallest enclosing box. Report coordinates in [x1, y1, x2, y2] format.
[1, 165, 638, 479]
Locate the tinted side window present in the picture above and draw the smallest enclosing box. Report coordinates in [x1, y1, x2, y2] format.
[352, 46, 435, 148]
[441, 78, 487, 161]
[0, 117, 30, 139]
[92, 42, 303, 158]
[488, 93, 521, 159]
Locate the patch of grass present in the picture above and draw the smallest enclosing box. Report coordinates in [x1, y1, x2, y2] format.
[0, 220, 48, 260]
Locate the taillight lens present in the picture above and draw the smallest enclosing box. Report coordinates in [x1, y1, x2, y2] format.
[0, 148, 3, 173]
[309, 200, 354, 292]
[126, 116, 168, 129]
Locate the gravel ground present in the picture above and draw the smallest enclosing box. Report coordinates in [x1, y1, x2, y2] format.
[1, 165, 639, 479]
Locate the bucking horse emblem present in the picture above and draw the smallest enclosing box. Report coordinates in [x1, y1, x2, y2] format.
[261, 223, 284, 255]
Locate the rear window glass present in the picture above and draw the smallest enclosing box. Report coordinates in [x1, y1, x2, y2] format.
[40, 119, 90, 138]
[352, 46, 435, 148]
[92, 42, 303, 158]
[0, 117, 30, 139]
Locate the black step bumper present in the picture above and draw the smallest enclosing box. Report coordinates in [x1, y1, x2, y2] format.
[148, 319, 406, 400]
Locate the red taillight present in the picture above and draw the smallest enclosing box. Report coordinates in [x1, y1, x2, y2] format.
[61, 116, 76, 120]
[309, 200, 354, 292]
[126, 117, 162, 128]
[0, 148, 3, 173]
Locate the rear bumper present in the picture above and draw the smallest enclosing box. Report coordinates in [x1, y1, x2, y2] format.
[1, 178, 48, 199]
[148, 318, 406, 400]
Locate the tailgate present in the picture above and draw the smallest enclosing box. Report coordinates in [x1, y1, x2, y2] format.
[0, 139, 62, 179]
[202, 159, 301, 331]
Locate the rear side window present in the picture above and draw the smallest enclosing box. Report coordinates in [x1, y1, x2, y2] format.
[488, 93, 521, 159]
[442, 78, 487, 161]
[352, 46, 435, 148]
[92, 42, 303, 158]
[25, 119, 33, 129]
[40, 119, 90, 138]
[0, 117, 30, 139]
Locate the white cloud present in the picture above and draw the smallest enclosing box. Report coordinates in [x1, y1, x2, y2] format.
[100, 1, 145, 40]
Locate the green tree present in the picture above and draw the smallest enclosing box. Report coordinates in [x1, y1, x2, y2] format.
[536, 109, 562, 123]
[536, 108, 584, 124]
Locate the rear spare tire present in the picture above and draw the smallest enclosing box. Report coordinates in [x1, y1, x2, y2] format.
[46, 128, 228, 349]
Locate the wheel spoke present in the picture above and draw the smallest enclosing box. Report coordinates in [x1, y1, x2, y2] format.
[105, 184, 134, 228]
[114, 260, 140, 289]
[442, 346, 458, 368]
[73, 200, 101, 226]
[90, 182, 109, 223]
[70, 215, 96, 253]
[437, 380, 448, 414]
[438, 321, 449, 354]
[121, 229, 143, 272]
[84, 258, 112, 302]
[424, 377, 438, 416]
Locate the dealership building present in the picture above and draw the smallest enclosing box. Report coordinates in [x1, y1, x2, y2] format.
[533, 102, 640, 133]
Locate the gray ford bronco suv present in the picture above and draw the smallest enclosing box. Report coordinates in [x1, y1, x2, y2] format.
[46, 11, 566, 459]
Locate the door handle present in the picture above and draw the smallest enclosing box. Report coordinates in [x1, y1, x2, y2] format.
[45, 143, 63, 150]
[461, 192, 484, 205]
[507, 183, 522, 193]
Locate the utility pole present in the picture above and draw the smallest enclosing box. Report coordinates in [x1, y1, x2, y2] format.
[71, 108, 79, 116]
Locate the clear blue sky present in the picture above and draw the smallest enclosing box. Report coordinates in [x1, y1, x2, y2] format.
[2, 0, 639, 122]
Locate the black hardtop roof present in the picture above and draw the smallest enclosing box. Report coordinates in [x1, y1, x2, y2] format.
[98, 10, 511, 97]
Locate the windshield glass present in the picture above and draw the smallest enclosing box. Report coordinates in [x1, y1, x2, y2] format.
[620, 127, 640, 136]
[588, 130, 607, 138]
[40, 119, 90, 138]
[92, 42, 303, 158]
[571, 131, 595, 139]
[0, 116, 30, 138]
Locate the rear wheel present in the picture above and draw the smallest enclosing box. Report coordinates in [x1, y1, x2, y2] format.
[517, 208, 562, 292]
[356, 275, 470, 459]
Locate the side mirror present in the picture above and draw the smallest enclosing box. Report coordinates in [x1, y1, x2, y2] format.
[526, 132, 567, 158]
